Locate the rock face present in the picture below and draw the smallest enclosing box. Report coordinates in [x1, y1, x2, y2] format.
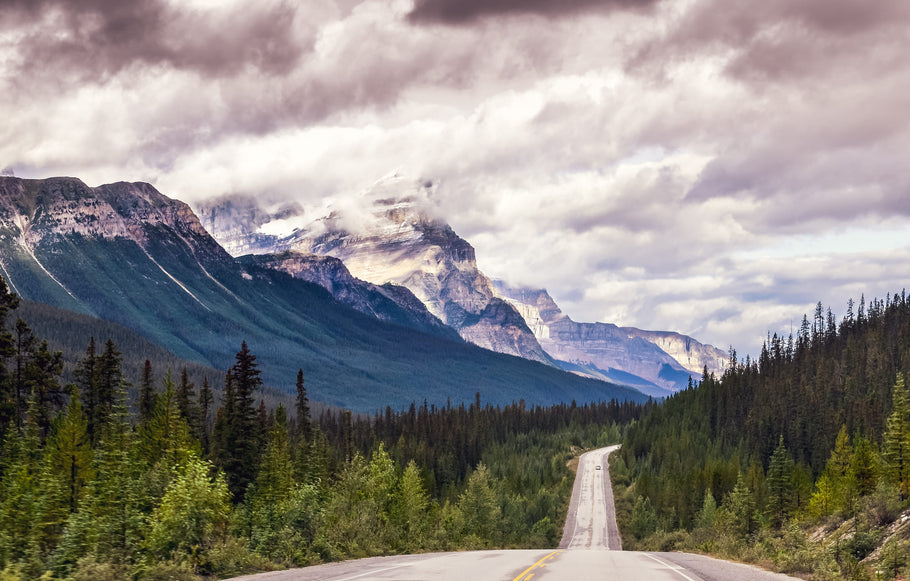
[0, 176, 651, 411]
[195, 196, 300, 256]
[196, 174, 727, 395]
[493, 281, 728, 395]
[268, 176, 555, 366]
[240, 250, 459, 340]
[620, 328, 728, 377]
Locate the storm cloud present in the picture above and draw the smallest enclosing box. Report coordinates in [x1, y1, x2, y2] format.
[408, 0, 658, 24]
[3, 0, 910, 356]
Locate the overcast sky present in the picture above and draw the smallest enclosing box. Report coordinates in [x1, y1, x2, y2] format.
[3, 0, 910, 357]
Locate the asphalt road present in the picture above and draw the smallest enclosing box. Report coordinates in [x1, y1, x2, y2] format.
[227, 445, 801, 580]
[559, 444, 622, 550]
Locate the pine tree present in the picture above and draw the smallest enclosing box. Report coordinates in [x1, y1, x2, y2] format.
[217, 342, 263, 500]
[176, 366, 199, 438]
[73, 337, 99, 445]
[197, 376, 214, 455]
[766, 435, 795, 528]
[295, 369, 311, 443]
[43, 389, 93, 516]
[0, 276, 20, 440]
[13, 318, 37, 434]
[25, 340, 64, 440]
[697, 489, 717, 529]
[138, 360, 155, 425]
[883, 374, 910, 500]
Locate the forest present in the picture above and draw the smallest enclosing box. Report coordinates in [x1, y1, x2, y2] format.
[615, 293, 910, 580]
[0, 277, 638, 580]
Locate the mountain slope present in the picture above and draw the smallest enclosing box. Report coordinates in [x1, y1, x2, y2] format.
[239, 250, 459, 341]
[197, 176, 725, 395]
[0, 176, 648, 411]
[237, 176, 556, 366]
[492, 282, 727, 395]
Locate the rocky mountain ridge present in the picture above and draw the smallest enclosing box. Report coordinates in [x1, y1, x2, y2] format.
[197, 175, 727, 394]
[0, 176, 647, 410]
[264, 177, 555, 365]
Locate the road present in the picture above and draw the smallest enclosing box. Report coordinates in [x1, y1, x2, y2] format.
[559, 444, 622, 550]
[228, 445, 800, 581]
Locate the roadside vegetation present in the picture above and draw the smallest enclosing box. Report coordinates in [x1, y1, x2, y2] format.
[0, 278, 640, 580]
[615, 294, 910, 580]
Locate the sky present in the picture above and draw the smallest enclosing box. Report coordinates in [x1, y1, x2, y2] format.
[2, 0, 910, 357]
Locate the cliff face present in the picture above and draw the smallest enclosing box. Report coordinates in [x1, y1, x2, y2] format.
[240, 250, 459, 340]
[275, 176, 555, 366]
[0, 176, 650, 411]
[0, 177, 223, 255]
[620, 328, 728, 377]
[492, 281, 727, 394]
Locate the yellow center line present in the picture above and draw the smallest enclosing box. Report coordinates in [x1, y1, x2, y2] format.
[512, 550, 562, 581]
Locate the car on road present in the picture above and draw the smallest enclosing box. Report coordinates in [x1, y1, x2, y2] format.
[595, 465, 601, 470]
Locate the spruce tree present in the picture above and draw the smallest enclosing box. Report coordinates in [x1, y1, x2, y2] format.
[766, 435, 795, 528]
[25, 340, 64, 440]
[197, 376, 214, 455]
[295, 369, 311, 443]
[13, 318, 37, 434]
[73, 337, 99, 445]
[883, 374, 910, 500]
[175, 366, 199, 438]
[218, 342, 263, 500]
[138, 360, 155, 425]
[0, 276, 20, 439]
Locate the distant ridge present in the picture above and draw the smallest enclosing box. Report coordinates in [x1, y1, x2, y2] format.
[0, 176, 649, 411]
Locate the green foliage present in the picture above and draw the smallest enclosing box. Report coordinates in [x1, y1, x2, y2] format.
[883, 374, 910, 500]
[619, 293, 910, 579]
[0, 306, 641, 578]
[630, 495, 658, 540]
[458, 463, 500, 545]
[144, 453, 230, 572]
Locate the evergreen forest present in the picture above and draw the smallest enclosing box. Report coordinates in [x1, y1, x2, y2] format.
[615, 294, 910, 580]
[0, 277, 637, 580]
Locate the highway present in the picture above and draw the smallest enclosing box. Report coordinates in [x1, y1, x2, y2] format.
[228, 445, 800, 581]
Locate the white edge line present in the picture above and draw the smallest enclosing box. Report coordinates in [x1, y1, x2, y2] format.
[335, 563, 411, 581]
[641, 553, 702, 581]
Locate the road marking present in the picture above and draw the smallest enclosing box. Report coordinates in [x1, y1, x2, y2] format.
[641, 554, 701, 581]
[335, 564, 411, 581]
[512, 551, 562, 581]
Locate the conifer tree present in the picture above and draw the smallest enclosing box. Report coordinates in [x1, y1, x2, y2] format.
[197, 376, 214, 455]
[0, 276, 20, 440]
[138, 360, 155, 425]
[176, 366, 199, 437]
[766, 435, 795, 527]
[73, 337, 99, 444]
[217, 342, 263, 500]
[296, 369, 311, 443]
[25, 340, 64, 440]
[883, 374, 910, 500]
[43, 389, 93, 516]
[0, 401, 42, 568]
[13, 318, 37, 434]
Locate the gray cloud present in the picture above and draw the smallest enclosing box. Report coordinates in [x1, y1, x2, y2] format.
[4, 0, 305, 83]
[408, 0, 659, 24]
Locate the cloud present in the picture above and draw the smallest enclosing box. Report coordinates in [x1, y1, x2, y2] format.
[4, 0, 910, 362]
[3, 0, 307, 83]
[408, 0, 659, 24]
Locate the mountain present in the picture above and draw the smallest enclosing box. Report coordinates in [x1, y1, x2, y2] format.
[0, 176, 648, 411]
[492, 282, 728, 395]
[238, 250, 458, 341]
[256, 176, 555, 366]
[198, 175, 726, 395]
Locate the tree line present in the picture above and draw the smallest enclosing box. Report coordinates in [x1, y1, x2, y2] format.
[616, 292, 910, 580]
[0, 277, 637, 580]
